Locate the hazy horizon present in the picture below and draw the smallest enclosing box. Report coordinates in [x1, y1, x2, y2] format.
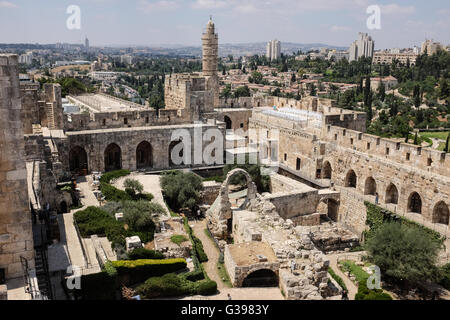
[0, 0, 449, 50]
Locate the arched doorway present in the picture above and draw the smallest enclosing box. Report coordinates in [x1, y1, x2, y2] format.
[364, 177, 377, 195]
[136, 141, 153, 170]
[432, 201, 449, 225]
[408, 192, 422, 214]
[345, 170, 357, 188]
[69, 146, 88, 174]
[242, 269, 278, 287]
[224, 116, 232, 130]
[322, 161, 332, 179]
[169, 140, 184, 166]
[104, 143, 122, 172]
[385, 183, 399, 204]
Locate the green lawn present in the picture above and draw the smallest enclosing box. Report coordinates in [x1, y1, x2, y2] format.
[419, 131, 449, 141]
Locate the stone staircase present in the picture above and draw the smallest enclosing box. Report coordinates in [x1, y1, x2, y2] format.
[34, 248, 52, 299]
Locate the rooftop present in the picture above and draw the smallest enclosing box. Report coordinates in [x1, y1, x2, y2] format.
[227, 241, 278, 266]
[67, 93, 146, 113]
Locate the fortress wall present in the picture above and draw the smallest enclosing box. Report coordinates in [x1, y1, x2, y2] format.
[0, 54, 35, 279]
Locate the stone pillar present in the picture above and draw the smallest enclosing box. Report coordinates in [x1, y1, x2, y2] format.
[0, 54, 35, 279]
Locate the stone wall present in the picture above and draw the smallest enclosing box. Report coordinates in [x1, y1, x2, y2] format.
[0, 54, 35, 279]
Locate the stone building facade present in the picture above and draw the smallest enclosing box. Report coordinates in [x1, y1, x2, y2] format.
[0, 54, 35, 279]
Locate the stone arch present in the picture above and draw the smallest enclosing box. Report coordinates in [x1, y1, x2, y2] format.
[385, 183, 399, 204]
[241, 268, 279, 288]
[208, 169, 257, 238]
[168, 140, 184, 166]
[104, 143, 122, 172]
[408, 192, 422, 214]
[136, 141, 153, 169]
[322, 161, 332, 179]
[345, 169, 357, 188]
[224, 115, 232, 130]
[364, 177, 377, 195]
[432, 201, 449, 225]
[69, 146, 88, 174]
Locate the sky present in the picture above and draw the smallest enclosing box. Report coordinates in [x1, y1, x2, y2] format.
[0, 0, 449, 50]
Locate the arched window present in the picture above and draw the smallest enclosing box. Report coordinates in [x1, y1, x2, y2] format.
[345, 170, 357, 188]
[224, 116, 232, 130]
[432, 201, 449, 225]
[322, 161, 332, 179]
[104, 143, 122, 172]
[69, 146, 88, 173]
[385, 183, 399, 204]
[136, 141, 153, 169]
[364, 177, 377, 195]
[408, 192, 422, 214]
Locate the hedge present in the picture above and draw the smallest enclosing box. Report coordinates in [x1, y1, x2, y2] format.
[184, 217, 208, 263]
[127, 248, 165, 260]
[136, 273, 217, 299]
[328, 267, 347, 291]
[73, 271, 117, 300]
[355, 281, 393, 300]
[439, 263, 450, 290]
[100, 169, 130, 184]
[111, 258, 187, 286]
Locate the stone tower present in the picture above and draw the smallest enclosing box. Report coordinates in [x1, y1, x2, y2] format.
[202, 17, 218, 77]
[0, 54, 35, 279]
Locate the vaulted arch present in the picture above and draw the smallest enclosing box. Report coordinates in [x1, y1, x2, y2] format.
[385, 183, 399, 205]
[345, 170, 357, 188]
[69, 146, 88, 174]
[364, 177, 377, 196]
[136, 141, 153, 169]
[322, 161, 332, 179]
[104, 143, 122, 172]
[432, 201, 449, 225]
[408, 192, 422, 214]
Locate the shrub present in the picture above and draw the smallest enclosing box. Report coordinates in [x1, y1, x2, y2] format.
[182, 270, 205, 282]
[127, 248, 164, 260]
[193, 235, 208, 262]
[328, 267, 347, 291]
[111, 258, 187, 286]
[100, 182, 133, 202]
[104, 261, 118, 277]
[195, 280, 217, 295]
[355, 281, 392, 300]
[439, 263, 450, 290]
[161, 171, 203, 212]
[136, 274, 216, 299]
[74, 272, 117, 300]
[124, 178, 144, 197]
[100, 170, 130, 184]
[74, 207, 123, 238]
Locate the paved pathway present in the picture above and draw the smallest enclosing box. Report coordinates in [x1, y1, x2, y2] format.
[191, 219, 225, 289]
[327, 253, 359, 300]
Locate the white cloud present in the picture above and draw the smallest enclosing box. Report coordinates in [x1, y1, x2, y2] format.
[381, 4, 415, 15]
[139, 0, 181, 13]
[0, 1, 17, 8]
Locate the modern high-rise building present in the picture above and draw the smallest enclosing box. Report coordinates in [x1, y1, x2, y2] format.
[349, 33, 375, 62]
[421, 39, 443, 55]
[85, 37, 90, 51]
[266, 39, 281, 61]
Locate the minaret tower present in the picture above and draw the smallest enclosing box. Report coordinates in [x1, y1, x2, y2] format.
[202, 16, 218, 77]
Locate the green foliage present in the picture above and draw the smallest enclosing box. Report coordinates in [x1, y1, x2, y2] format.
[74, 272, 117, 300]
[365, 222, 442, 286]
[223, 156, 271, 193]
[127, 248, 165, 260]
[103, 261, 118, 277]
[328, 267, 347, 291]
[123, 178, 144, 197]
[100, 182, 133, 202]
[339, 260, 369, 283]
[100, 170, 131, 184]
[122, 200, 161, 232]
[160, 171, 203, 212]
[74, 207, 123, 238]
[111, 258, 187, 286]
[181, 270, 205, 282]
[135, 273, 217, 299]
[170, 234, 189, 246]
[234, 85, 251, 98]
[355, 281, 392, 300]
[184, 218, 208, 263]
[439, 263, 450, 290]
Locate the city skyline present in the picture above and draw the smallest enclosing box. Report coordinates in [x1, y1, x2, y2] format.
[0, 0, 449, 50]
